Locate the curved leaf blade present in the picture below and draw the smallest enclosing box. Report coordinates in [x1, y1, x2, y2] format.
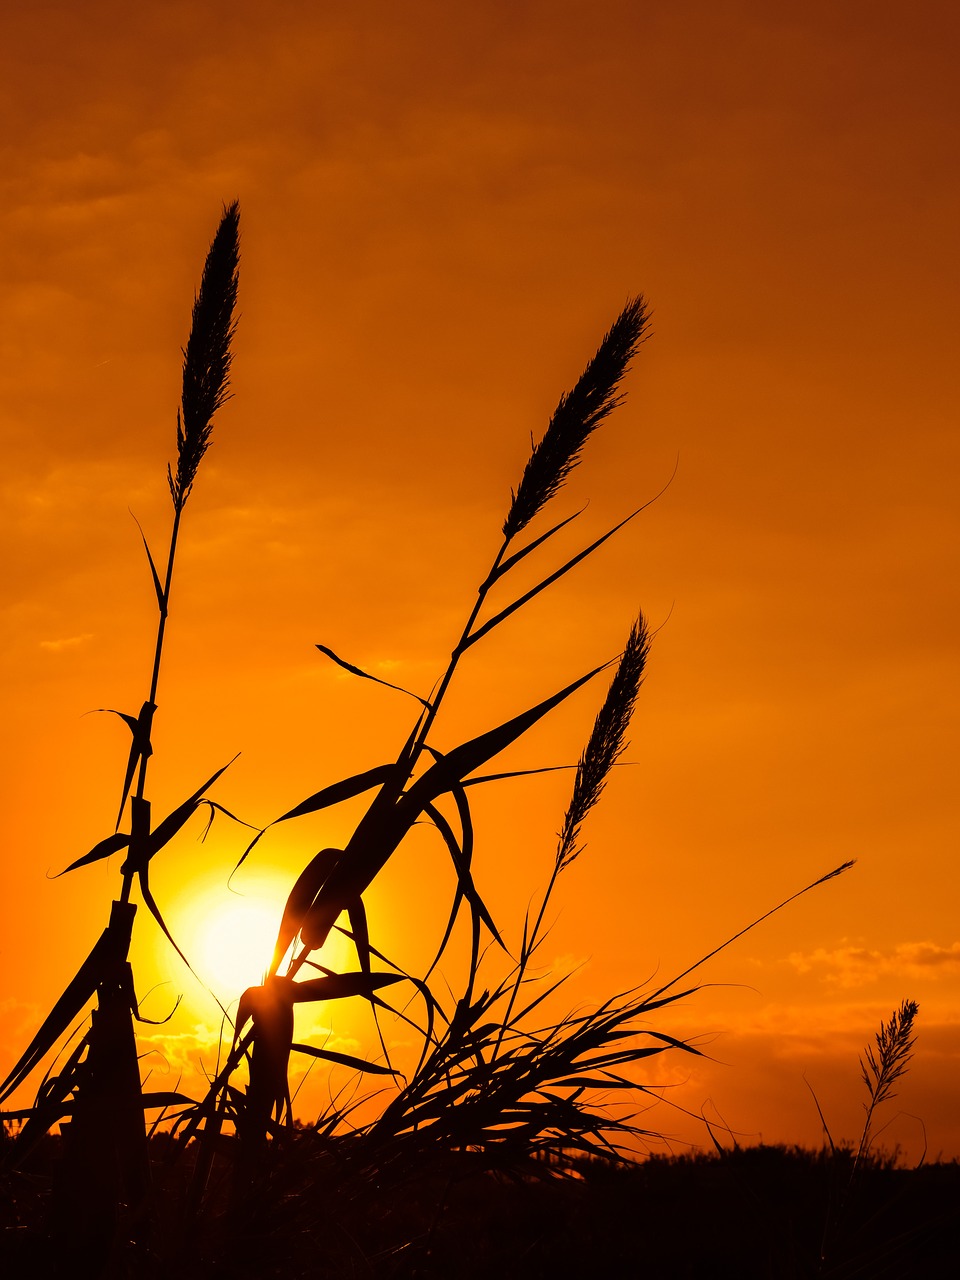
[466, 506, 646, 650]
[146, 754, 239, 859]
[301, 665, 605, 950]
[290, 972, 404, 1003]
[316, 645, 432, 709]
[57, 832, 131, 876]
[291, 1043, 399, 1076]
[271, 763, 397, 826]
[268, 847, 343, 977]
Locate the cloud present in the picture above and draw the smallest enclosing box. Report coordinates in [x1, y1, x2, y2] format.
[788, 940, 960, 988]
[39, 633, 94, 652]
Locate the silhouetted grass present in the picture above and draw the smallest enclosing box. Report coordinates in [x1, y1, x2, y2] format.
[0, 211, 889, 1280]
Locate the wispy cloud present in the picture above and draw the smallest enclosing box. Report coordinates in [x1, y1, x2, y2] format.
[39, 633, 93, 652]
[788, 940, 960, 988]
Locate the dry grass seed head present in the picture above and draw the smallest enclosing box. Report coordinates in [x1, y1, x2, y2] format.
[557, 612, 649, 871]
[169, 200, 241, 508]
[860, 998, 919, 1110]
[503, 296, 650, 539]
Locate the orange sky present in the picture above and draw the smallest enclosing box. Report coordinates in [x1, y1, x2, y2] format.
[1, 0, 958, 1160]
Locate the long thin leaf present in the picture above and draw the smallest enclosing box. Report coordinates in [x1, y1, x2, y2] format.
[137, 865, 230, 1021]
[300, 665, 606, 950]
[269, 847, 343, 977]
[420, 802, 476, 983]
[291, 1043, 399, 1076]
[0, 928, 114, 1103]
[465, 505, 647, 650]
[130, 510, 166, 609]
[197, 800, 260, 841]
[274, 763, 398, 827]
[490, 508, 585, 582]
[235, 763, 398, 878]
[347, 897, 371, 975]
[422, 800, 499, 950]
[144, 754, 239, 860]
[114, 700, 156, 830]
[57, 832, 131, 876]
[407, 664, 607, 807]
[462, 764, 577, 786]
[141, 1090, 196, 1109]
[290, 972, 405, 1003]
[316, 644, 432, 709]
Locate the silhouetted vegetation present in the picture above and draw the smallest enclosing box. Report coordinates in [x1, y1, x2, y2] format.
[3, 1129, 958, 1278]
[2, 205, 943, 1278]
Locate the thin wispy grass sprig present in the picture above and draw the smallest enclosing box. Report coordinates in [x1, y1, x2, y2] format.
[856, 997, 919, 1169]
[503, 295, 649, 539]
[557, 611, 650, 872]
[169, 199, 241, 510]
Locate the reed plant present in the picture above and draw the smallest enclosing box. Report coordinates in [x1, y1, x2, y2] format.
[0, 210, 861, 1276]
[176, 295, 660, 1181]
[172, 290, 853, 1214]
[854, 998, 919, 1176]
[0, 203, 241, 1255]
[811, 999, 922, 1275]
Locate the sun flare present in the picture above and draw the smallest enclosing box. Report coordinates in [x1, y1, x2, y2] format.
[193, 895, 279, 997]
[171, 875, 353, 1006]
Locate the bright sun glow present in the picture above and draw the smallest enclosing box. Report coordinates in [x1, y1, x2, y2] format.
[172, 875, 352, 1007]
[194, 896, 280, 997]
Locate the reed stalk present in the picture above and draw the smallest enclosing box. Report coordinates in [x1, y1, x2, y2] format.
[0, 206, 241, 1236]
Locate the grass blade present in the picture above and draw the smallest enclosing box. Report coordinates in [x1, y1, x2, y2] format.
[269, 847, 343, 976]
[290, 972, 405, 1002]
[316, 644, 432, 709]
[57, 832, 131, 876]
[490, 508, 585, 582]
[290, 1043, 399, 1075]
[0, 928, 114, 1103]
[143, 754, 239, 861]
[466, 506, 647, 650]
[299, 665, 606, 949]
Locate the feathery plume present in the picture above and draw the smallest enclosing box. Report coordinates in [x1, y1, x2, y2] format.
[557, 612, 649, 871]
[168, 200, 241, 509]
[853, 997, 919, 1172]
[860, 998, 919, 1114]
[503, 296, 649, 539]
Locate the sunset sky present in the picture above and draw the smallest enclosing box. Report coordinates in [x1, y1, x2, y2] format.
[1, 0, 958, 1160]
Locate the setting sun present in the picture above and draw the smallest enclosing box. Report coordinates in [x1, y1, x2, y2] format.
[189, 893, 276, 999]
[170, 874, 355, 1008]
[170, 874, 287, 1005]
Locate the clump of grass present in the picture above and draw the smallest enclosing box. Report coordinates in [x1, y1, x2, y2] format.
[185, 295, 657, 1166]
[180, 289, 853, 1203]
[0, 215, 862, 1277]
[812, 999, 922, 1275]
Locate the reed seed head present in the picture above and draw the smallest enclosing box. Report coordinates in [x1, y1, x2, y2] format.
[168, 200, 241, 509]
[860, 998, 919, 1111]
[557, 611, 649, 871]
[503, 296, 650, 540]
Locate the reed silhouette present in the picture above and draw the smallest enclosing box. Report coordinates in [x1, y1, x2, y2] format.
[0, 202, 240, 1269]
[0, 205, 869, 1278]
